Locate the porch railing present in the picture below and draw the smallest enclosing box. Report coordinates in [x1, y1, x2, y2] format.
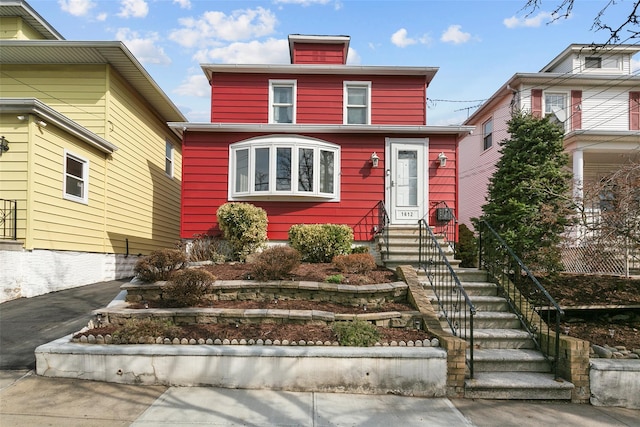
[1, 199, 17, 240]
[377, 201, 390, 261]
[418, 215, 476, 378]
[477, 220, 564, 378]
[431, 201, 457, 253]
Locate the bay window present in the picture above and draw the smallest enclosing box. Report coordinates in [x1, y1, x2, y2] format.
[230, 136, 340, 200]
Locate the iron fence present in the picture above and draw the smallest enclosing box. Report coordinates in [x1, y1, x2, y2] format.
[1, 199, 17, 240]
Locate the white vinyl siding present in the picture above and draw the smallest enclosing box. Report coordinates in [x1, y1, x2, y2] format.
[581, 89, 632, 130]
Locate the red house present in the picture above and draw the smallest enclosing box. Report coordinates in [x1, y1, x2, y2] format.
[171, 35, 472, 260]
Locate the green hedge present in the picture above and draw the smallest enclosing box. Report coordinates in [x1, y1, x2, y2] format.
[289, 224, 353, 263]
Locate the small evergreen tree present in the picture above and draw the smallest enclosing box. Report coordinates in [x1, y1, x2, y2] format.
[481, 111, 574, 272]
[456, 223, 477, 268]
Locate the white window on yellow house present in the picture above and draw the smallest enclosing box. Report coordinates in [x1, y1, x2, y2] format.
[165, 139, 174, 178]
[63, 150, 89, 204]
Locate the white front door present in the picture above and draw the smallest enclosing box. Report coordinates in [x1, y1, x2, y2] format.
[386, 138, 428, 224]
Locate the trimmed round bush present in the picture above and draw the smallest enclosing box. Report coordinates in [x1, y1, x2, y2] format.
[163, 268, 216, 307]
[289, 224, 353, 263]
[250, 245, 301, 281]
[134, 249, 187, 282]
[217, 202, 268, 262]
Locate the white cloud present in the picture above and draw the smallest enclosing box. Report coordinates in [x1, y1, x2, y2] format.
[346, 47, 360, 65]
[58, 0, 95, 17]
[118, 0, 149, 18]
[503, 12, 552, 28]
[116, 28, 171, 65]
[391, 28, 416, 48]
[169, 7, 277, 48]
[273, 0, 331, 5]
[440, 25, 471, 44]
[174, 72, 209, 97]
[173, 0, 191, 9]
[96, 12, 107, 21]
[632, 58, 640, 72]
[194, 38, 289, 64]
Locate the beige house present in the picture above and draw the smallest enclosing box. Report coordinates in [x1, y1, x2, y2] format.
[0, 0, 185, 302]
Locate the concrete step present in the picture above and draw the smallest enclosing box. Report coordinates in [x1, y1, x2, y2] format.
[443, 312, 521, 330]
[453, 268, 489, 282]
[470, 349, 551, 373]
[462, 328, 535, 349]
[467, 296, 509, 312]
[430, 282, 498, 297]
[464, 372, 574, 400]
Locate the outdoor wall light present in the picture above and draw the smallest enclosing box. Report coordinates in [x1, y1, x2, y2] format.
[36, 120, 47, 127]
[438, 152, 448, 167]
[0, 136, 9, 152]
[16, 115, 26, 121]
[370, 152, 380, 168]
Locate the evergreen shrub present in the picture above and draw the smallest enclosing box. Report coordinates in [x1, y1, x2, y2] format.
[289, 224, 353, 263]
[332, 320, 381, 346]
[216, 202, 268, 262]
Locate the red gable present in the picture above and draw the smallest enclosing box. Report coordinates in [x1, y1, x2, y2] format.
[288, 34, 350, 65]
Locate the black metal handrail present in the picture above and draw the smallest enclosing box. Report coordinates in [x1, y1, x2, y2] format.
[376, 201, 390, 260]
[418, 217, 476, 378]
[432, 201, 457, 253]
[1, 199, 17, 240]
[478, 220, 564, 378]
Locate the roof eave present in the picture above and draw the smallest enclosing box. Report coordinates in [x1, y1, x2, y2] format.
[168, 122, 473, 138]
[0, 98, 118, 154]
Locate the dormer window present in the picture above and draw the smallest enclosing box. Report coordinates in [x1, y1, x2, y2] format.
[269, 80, 296, 124]
[585, 57, 602, 69]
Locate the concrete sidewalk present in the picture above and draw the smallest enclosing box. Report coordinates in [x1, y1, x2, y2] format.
[1, 370, 639, 426]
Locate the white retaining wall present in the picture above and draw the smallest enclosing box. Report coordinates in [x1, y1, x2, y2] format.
[0, 250, 138, 303]
[590, 359, 640, 409]
[36, 336, 448, 397]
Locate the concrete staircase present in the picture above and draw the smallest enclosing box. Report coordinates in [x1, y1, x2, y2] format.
[423, 268, 575, 400]
[377, 225, 459, 270]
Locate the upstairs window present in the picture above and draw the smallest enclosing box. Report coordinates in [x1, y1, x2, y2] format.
[344, 81, 371, 124]
[269, 80, 296, 124]
[585, 57, 602, 69]
[483, 119, 493, 151]
[545, 92, 567, 129]
[165, 140, 174, 178]
[230, 136, 340, 201]
[63, 150, 89, 204]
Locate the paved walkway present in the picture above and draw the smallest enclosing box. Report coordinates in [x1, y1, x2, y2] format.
[1, 280, 639, 426]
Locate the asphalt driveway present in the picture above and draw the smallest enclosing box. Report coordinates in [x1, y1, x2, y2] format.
[0, 279, 127, 369]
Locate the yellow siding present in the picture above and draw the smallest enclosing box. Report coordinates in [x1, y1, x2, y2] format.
[0, 17, 20, 39]
[0, 115, 29, 241]
[0, 65, 108, 135]
[104, 67, 182, 254]
[29, 122, 108, 251]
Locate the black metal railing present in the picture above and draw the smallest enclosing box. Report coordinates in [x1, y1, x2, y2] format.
[1, 199, 17, 240]
[478, 220, 564, 378]
[432, 201, 457, 252]
[377, 201, 390, 260]
[419, 217, 476, 377]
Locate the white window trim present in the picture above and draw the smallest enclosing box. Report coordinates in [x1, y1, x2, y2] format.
[228, 135, 340, 202]
[165, 139, 174, 178]
[343, 81, 372, 125]
[63, 149, 89, 204]
[269, 80, 297, 124]
[482, 118, 493, 151]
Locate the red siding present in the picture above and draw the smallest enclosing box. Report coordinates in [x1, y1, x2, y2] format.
[292, 43, 346, 65]
[181, 131, 458, 241]
[571, 90, 582, 130]
[209, 74, 427, 125]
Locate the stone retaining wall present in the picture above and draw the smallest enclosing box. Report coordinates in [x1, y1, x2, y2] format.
[122, 279, 408, 308]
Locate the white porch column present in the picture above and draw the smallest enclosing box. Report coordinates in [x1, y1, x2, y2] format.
[572, 149, 584, 201]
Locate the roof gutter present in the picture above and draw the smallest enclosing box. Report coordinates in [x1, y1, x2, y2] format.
[0, 98, 118, 154]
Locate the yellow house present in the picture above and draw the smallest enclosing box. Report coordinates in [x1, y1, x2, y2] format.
[0, 1, 186, 302]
